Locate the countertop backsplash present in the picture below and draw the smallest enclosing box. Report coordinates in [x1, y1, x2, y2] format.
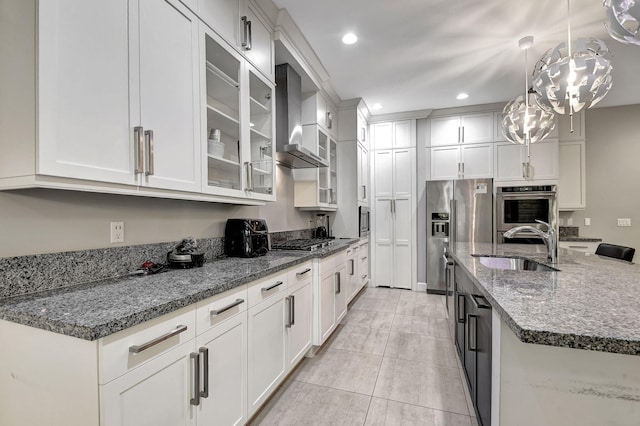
[0, 229, 311, 300]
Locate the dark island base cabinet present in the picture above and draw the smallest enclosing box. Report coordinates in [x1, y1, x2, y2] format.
[454, 265, 492, 426]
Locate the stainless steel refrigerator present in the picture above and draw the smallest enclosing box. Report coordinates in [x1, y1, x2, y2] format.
[426, 178, 493, 296]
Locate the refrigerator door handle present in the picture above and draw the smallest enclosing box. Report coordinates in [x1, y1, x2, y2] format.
[449, 199, 457, 245]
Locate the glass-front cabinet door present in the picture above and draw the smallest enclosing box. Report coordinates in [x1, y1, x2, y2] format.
[328, 138, 337, 205]
[200, 25, 275, 201]
[203, 32, 243, 194]
[248, 67, 274, 196]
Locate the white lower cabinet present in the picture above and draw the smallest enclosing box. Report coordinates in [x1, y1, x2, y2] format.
[346, 243, 360, 302]
[286, 280, 313, 369]
[101, 341, 197, 426]
[0, 261, 323, 426]
[193, 287, 248, 425]
[314, 251, 348, 346]
[247, 289, 286, 416]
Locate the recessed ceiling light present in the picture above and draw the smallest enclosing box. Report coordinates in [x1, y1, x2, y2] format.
[371, 103, 383, 111]
[456, 93, 469, 100]
[342, 33, 358, 45]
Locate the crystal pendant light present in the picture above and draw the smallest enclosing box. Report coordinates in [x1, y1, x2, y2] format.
[502, 36, 556, 146]
[604, 0, 640, 46]
[532, 0, 613, 131]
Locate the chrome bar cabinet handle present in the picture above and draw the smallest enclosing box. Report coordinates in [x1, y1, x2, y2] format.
[199, 347, 209, 398]
[190, 352, 201, 406]
[290, 294, 295, 326]
[296, 268, 311, 276]
[144, 129, 154, 176]
[335, 272, 341, 294]
[134, 126, 145, 174]
[129, 324, 188, 353]
[210, 299, 244, 316]
[467, 314, 477, 352]
[262, 280, 284, 292]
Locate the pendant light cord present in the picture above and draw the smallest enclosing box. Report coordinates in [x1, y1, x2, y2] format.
[567, 0, 575, 131]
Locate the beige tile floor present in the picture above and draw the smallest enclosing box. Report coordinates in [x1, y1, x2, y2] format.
[250, 287, 479, 426]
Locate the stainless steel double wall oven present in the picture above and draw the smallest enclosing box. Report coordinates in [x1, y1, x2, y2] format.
[496, 185, 557, 243]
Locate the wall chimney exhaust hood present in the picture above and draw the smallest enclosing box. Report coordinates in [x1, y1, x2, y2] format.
[275, 64, 328, 168]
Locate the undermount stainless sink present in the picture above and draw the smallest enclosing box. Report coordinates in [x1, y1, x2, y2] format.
[472, 254, 560, 272]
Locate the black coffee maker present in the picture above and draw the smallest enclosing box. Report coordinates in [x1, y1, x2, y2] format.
[314, 214, 329, 238]
[224, 219, 270, 257]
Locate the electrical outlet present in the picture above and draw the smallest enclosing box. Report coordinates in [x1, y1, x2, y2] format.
[617, 218, 631, 227]
[110, 222, 124, 243]
[567, 218, 573, 226]
[585, 218, 591, 226]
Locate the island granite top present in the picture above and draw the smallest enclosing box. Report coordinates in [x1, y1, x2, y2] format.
[448, 243, 640, 355]
[0, 240, 357, 341]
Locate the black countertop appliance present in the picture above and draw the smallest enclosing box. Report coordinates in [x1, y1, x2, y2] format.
[224, 219, 270, 257]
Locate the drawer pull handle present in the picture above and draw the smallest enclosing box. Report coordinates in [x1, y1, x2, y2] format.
[262, 280, 284, 292]
[569, 245, 588, 249]
[210, 299, 244, 316]
[129, 325, 188, 354]
[296, 268, 311, 276]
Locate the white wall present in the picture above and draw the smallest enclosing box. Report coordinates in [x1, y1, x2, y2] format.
[0, 166, 312, 258]
[560, 104, 640, 251]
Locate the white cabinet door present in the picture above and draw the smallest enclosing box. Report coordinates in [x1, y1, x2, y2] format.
[430, 146, 460, 180]
[319, 267, 336, 343]
[374, 150, 393, 198]
[359, 242, 370, 289]
[247, 294, 286, 416]
[494, 111, 507, 142]
[393, 197, 413, 290]
[38, 1, 136, 185]
[347, 246, 360, 302]
[372, 122, 393, 149]
[528, 139, 558, 180]
[135, 0, 201, 193]
[334, 263, 348, 323]
[286, 282, 312, 369]
[196, 314, 247, 426]
[373, 144, 414, 290]
[243, 6, 273, 80]
[558, 141, 586, 210]
[393, 120, 413, 148]
[494, 142, 525, 181]
[430, 116, 460, 146]
[101, 342, 196, 426]
[460, 113, 493, 144]
[198, 0, 240, 47]
[461, 143, 493, 178]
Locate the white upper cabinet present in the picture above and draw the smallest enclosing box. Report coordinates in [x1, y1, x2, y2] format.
[558, 141, 586, 210]
[37, 0, 135, 186]
[200, 27, 275, 201]
[429, 143, 493, 181]
[494, 139, 558, 183]
[371, 120, 415, 150]
[430, 112, 493, 146]
[302, 92, 338, 138]
[135, 0, 201, 193]
[36, 0, 201, 193]
[197, 0, 274, 80]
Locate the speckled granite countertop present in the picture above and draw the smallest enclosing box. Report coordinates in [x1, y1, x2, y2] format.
[0, 240, 357, 341]
[558, 236, 603, 242]
[449, 243, 640, 355]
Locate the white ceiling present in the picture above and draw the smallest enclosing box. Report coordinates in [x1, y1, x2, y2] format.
[271, 0, 640, 114]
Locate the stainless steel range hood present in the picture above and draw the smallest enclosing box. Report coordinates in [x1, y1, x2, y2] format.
[275, 64, 328, 168]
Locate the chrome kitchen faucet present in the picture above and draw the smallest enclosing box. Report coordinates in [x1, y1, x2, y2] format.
[503, 219, 557, 265]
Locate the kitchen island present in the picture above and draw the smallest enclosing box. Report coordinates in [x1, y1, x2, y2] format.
[449, 242, 640, 426]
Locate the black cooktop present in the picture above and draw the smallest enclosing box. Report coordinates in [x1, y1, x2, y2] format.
[271, 238, 335, 251]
